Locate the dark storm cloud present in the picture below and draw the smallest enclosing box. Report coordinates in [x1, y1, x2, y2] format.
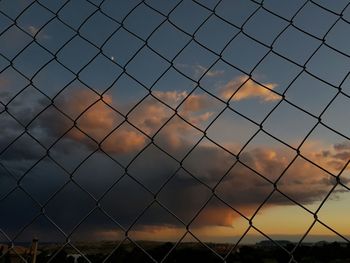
[0, 143, 338, 241]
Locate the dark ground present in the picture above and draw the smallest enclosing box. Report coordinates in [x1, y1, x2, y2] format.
[1, 240, 349, 262]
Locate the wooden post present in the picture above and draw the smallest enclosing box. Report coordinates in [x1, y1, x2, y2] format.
[31, 238, 38, 263]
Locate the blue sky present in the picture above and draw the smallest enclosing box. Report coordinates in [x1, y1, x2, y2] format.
[1, 0, 350, 246]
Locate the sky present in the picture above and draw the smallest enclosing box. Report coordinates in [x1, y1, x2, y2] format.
[1, 0, 350, 249]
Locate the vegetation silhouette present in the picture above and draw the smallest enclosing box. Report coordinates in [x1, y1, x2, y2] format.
[26, 241, 350, 263]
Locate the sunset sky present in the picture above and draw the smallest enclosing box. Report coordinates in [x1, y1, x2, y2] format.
[1, 0, 350, 248]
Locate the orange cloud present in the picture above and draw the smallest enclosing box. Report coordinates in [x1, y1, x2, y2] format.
[101, 129, 147, 154]
[4, 85, 348, 239]
[152, 90, 211, 113]
[129, 91, 214, 148]
[56, 89, 119, 141]
[220, 76, 280, 102]
[302, 140, 350, 174]
[181, 93, 210, 112]
[53, 88, 147, 154]
[51, 88, 215, 156]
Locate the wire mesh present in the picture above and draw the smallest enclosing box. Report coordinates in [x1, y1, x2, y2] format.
[1, 0, 350, 262]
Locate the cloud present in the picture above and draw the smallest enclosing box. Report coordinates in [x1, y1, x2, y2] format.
[125, 90, 215, 152]
[334, 141, 350, 151]
[0, 143, 339, 241]
[35, 88, 147, 155]
[152, 90, 214, 127]
[152, 90, 209, 112]
[101, 129, 147, 154]
[0, 86, 347, 241]
[152, 91, 188, 108]
[0, 78, 12, 103]
[220, 76, 280, 102]
[3, 88, 213, 160]
[28, 26, 39, 35]
[310, 140, 350, 173]
[194, 65, 225, 78]
[175, 64, 225, 79]
[28, 25, 51, 39]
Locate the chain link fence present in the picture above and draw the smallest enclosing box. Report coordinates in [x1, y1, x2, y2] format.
[1, 0, 350, 262]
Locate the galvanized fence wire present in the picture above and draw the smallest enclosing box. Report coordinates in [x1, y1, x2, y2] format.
[0, 0, 350, 262]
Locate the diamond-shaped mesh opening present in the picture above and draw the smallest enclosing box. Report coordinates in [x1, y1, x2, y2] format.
[125, 46, 170, 87]
[73, 150, 125, 199]
[0, 67, 30, 104]
[177, 89, 224, 131]
[148, 20, 190, 61]
[195, 15, 240, 54]
[6, 85, 51, 126]
[300, 125, 349, 175]
[102, 27, 144, 67]
[27, 104, 73, 148]
[79, 10, 120, 48]
[274, 26, 321, 66]
[44, 181, 97, 234]
[103, 73, 149, 115]
[153, 115, 203, 160]
[174, 41, 219, 81]
[0, 112, 24, 152]
[294, 1, 339, 39]
[127, 144, 179, 193]
[206, 108, 260, 155]
[0, 133, 47, 178]
[101, 0, 142, 23]
[263, 101, 318, 148]
[99, 174, 153, 230]
[151, 67, 196, 106]
[128, 95, 174, 137]
[182, 138, 235, 188]
[100, 122, 150, 166]
[16, 2, 54, 36]
[189, 197, 250, 251]
[0, 26, 32, 60]
[48, 127, 98, 172]
[223, 33, 270, 73]
[243, 8, 288, 46]
[0, 0, 35, 20]
[2, 1, 350, 262]
[20, 156, 70, 204]
[216, 0, 259, 28]
[326, 18, 350, 56]
[252, 52, 303, 94]
[169, 0, 210, 35]
[57, 0, 97, 31]
[157, 168, 212, 224]
[306, 45, 350, 86]
[35, 17, 76, 54]
[78, 54, 123, 94]
[252, 191, 316, 247]
[0, 189, 40, 240]
[313, 0, 350, 14]
[123, 3, 165, 40]
[16, 47, 50, 79]
[56, 35, 99, 74]
[215, 162, 274, 219]
[285, 72, 338, 116]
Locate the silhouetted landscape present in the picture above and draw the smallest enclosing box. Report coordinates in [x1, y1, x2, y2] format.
[1, 240, 349, 263]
